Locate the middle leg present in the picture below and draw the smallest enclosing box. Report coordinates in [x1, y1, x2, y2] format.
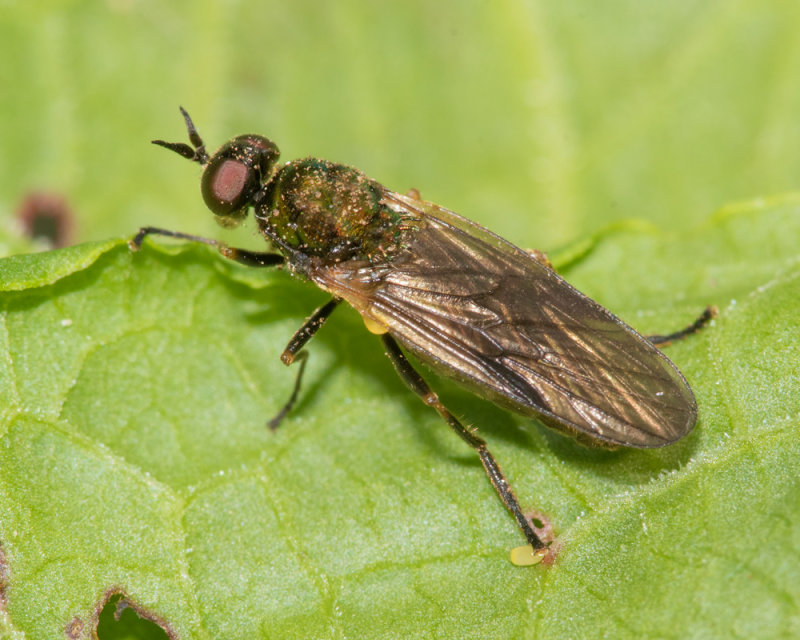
[268, 297, 342, 429]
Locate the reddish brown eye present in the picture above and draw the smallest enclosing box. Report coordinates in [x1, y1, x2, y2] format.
[201, 157, 255, 217]
[211, 159, 247, 203]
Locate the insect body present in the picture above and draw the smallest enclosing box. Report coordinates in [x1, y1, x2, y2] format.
[133, 108, 709, 562]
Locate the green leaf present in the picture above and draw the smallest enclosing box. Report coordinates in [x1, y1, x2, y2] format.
[0, 194, 798, 638]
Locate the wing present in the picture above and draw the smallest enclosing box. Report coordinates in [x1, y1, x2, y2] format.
[312, 191, 697, 448]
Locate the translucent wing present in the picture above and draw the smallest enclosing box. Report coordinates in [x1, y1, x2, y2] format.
[311, 191, 697, 448]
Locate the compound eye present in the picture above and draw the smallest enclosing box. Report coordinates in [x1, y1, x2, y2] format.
[201, 154, 258, 220]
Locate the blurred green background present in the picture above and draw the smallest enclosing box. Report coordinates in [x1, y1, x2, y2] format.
[2, 1, 799, 255]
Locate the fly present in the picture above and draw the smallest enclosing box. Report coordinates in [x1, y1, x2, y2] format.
[131, 108, 713, 565]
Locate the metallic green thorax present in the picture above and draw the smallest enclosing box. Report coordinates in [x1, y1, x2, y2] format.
[259, 158, 407, 265]
[150, 109, 409, 269]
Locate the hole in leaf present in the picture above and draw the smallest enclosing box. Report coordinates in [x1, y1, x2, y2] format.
[95, 593, 170, 640]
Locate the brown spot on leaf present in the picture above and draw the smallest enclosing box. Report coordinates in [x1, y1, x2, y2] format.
[16, 191, 76, 248]
[0, 544, 9, 610]
[525, 510, 562, 565]
[64, 617, 83, 639]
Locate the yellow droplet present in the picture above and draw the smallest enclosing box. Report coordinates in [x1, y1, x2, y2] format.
[363, 315, 388, 335]
[510, 545, 545, 566]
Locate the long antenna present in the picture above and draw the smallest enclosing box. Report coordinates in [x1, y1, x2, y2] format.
[151, 106, 210, 165]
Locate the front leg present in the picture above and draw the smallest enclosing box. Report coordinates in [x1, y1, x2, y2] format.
[130, 226, 284, 268]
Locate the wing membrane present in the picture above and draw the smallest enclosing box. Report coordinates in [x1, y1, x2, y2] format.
[314, 191, 697, 448]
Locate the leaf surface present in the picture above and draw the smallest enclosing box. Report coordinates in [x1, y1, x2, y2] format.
[0, 196, 798, 638]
